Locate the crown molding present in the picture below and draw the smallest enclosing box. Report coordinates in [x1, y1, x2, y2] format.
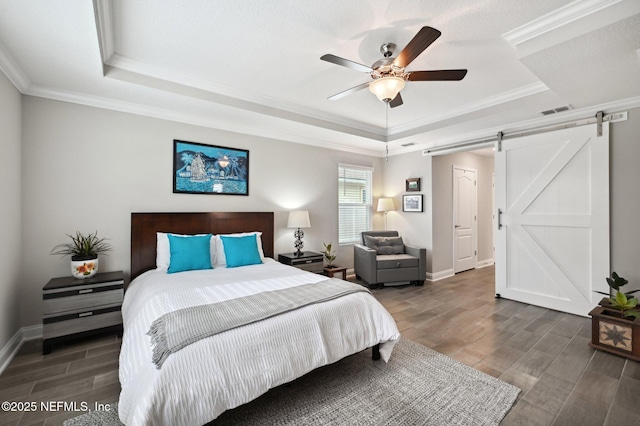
[104, 55, 386, 141]
[93, 0, 115, 72]
[21, 84, 640, 160]
[503, 0, 640, 57]
[388, 81, 549, 140]
[398, 95, 640, 157]
[0, 41, 30, 92]
[24, 84, 384, 157]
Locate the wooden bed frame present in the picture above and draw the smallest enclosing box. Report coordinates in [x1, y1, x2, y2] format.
[130, 212, 274, 280]
[129, 210, 380, 360]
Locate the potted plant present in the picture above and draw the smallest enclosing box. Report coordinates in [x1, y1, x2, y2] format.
[51, 231, 112, 279]
[594, 271, 639, 307]
[322, 242, 336, 268]
[589, 272, 640, 361]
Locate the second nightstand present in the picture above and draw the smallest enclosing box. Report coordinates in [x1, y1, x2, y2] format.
[278, 251, 324, 274]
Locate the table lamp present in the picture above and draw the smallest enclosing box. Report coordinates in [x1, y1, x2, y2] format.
[287, 210, 311, 256]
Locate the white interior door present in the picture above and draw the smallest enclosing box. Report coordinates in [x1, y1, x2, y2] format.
[495, 123, 609, 317]
[453, 166, 477, 273]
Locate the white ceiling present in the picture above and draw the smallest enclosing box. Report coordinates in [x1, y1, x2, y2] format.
[0, 0, 638, 157]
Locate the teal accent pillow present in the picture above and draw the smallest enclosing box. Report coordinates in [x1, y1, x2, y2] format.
[220, 234, 263, 268]
[167, 234, 213, 274]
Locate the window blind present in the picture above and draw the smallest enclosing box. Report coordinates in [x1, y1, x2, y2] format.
[338, 164, 373, 245]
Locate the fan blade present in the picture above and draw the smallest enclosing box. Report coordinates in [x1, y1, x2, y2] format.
[327, 82, 370, 101]
[408, 69, 468, 81]
[389, 93, 403, 108]
[394, 26, 441, 68]
[321, 54, 373, 73]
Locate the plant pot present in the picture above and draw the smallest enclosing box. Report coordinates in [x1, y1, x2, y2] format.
[589, 306, 640, 361]
[598, 297, 613, 308]
[71, 256, 99, 279]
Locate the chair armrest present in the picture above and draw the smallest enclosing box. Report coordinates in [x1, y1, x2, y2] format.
[405, 245, 427, 280]
[354, 244, 377, 285]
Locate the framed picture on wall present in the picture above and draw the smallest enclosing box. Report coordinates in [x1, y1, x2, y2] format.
[406, 178, 421, 192]
[173, 140, 249, 195]
[402, 194, 423, 212]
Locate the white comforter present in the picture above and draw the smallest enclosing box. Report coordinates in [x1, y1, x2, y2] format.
[118, 259, 400, 425]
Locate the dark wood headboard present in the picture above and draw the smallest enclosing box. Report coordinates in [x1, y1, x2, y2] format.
[131, 212, 275, 280]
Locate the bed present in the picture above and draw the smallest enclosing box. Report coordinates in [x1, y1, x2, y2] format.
[118, 212, 400, 425]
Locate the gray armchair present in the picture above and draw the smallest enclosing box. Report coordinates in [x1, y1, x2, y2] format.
[354, 231, 426, 288]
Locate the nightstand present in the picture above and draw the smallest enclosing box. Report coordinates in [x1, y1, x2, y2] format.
[278, 252, 324, 273]
[42, 270, 125, 355]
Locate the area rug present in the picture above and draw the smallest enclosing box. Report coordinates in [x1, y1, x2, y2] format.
[64, 338, 519, 426]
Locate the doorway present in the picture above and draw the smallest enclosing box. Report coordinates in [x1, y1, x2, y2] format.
[430, 150, 494, 279]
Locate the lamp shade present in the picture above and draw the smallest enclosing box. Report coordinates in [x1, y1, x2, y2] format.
[369, 76, 406, 102]
[377, 198, 395, 212]
[287, 210, 310, 228]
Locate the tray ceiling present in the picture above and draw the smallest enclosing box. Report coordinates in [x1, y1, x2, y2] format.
[0, 0, 638, 156]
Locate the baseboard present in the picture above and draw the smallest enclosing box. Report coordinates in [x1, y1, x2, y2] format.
[0, 324, 43, 374]
[426, 269, 455, 282]
[476, 259, 495, 269]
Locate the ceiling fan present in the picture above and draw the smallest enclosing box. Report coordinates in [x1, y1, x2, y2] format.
[321, 26, 467, 108]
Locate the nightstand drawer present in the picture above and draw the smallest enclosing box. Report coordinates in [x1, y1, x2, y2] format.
[43, 286, 124, 315]
[42, 271, 126, 354]
[278, 252, 324, 274]
[43, 306, 122, 339]
[294, 260, 324, 273]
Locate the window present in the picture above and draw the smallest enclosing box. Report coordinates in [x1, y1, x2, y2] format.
[338, 164, 373, 245]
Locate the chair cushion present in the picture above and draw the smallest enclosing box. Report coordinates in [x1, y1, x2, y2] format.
[376, 254, 418, 269]
[363, 235, 405, 255]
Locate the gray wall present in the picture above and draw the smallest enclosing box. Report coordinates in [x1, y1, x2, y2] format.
[20, 96, 383, 328]
[432, 152, 495, 273]
[610, 108, 640, 294]
[381, 152, 434, 272]
[0, 69, 22, 351]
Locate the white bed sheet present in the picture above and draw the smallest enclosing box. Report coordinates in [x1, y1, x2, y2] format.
[118, 258, 400, 425]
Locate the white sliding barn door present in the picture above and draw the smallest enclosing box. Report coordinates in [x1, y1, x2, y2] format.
[495, 123, 609, 317]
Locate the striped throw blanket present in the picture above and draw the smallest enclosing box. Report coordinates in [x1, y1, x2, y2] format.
[148, 278, 370, 368]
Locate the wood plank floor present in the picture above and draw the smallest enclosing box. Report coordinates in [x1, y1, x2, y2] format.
[369, 266, 640, 426]
[1, 265, 639, 425]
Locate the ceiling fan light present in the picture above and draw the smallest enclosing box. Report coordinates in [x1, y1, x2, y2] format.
[369, 76, 406, 102]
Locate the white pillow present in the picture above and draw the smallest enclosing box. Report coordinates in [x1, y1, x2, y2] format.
[214, 232, 264, 267]
[156, 232, 217, 270]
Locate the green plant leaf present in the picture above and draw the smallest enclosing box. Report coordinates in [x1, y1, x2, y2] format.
[50, 231, 112, 257]
[606, 272, 629, 291]
[623, 310, 640, 319]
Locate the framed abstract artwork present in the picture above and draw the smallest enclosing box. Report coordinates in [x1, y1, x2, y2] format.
[402, 194, 423, 212]
[173, 140, 249, 195]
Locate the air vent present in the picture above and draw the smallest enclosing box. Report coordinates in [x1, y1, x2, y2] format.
[401, 142, 416, 147]
[540, 105, 573, 116]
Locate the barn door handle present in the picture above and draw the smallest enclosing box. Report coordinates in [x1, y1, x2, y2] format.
[497, 209, 503, 230]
